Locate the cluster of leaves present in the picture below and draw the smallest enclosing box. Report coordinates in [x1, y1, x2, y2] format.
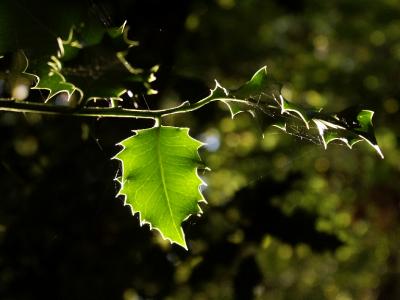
[0, 21, 383, 248]
[0, 22, 156, 105]
[2, 1, 399, 299]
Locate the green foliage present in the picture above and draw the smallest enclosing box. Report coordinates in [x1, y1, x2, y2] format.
[27, 22, 156, 105]
[211, 67, 383, 159]
[1, 1, 398, 299]
[109, 68, 383, 247]
[311, 107, 383, 157]
[214, 66, 280, 117]
[114, 126, 204, 248]
[0, 54, 383, 247]
[0, 2, 383, 250]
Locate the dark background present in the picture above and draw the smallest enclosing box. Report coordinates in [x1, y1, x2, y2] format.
[0, 0, 399, 299]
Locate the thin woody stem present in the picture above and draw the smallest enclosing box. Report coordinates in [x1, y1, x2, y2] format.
[0, 96, 250, 119]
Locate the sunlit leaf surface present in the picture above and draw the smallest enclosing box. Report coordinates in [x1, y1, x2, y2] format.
[115, 126, 204, 248]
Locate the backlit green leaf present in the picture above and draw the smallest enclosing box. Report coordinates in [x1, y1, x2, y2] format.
[114, 126, 205, 249]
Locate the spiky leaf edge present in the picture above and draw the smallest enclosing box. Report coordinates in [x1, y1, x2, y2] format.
[112, 125, 207, 249]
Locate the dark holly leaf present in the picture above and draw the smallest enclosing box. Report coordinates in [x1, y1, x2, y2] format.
[26, 22, 157, 105]
[205, 67, 383, 158]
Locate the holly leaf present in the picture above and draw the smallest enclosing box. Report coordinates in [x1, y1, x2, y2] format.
[29, 55, 78, 102]
[27, 22, 157, 104]
[232, 66, 281, 100]
[114, 126, 205, 249]
[206, 67, 383, 158]
[312, 107, 383, 158]
[210, 66, 281, 117]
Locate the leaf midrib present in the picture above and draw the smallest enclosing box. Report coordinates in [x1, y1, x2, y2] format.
[156, 128, 181, 240]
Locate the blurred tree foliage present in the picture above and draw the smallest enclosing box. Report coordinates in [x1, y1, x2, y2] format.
[0, 0, 399, 299]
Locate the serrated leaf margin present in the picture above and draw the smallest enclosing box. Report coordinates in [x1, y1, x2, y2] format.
[113, 125, 207, 249]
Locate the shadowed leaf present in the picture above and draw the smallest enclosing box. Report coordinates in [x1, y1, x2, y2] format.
[207, 67, 383, 158]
